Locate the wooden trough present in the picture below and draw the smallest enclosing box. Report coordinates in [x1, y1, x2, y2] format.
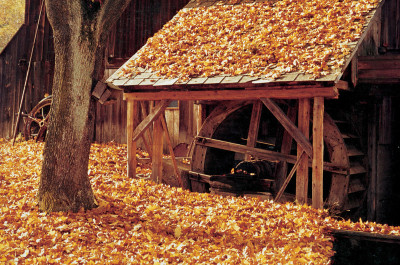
[331, 229, 400, 264]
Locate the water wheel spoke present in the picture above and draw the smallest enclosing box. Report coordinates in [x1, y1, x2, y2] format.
[190, 100, 366, 212]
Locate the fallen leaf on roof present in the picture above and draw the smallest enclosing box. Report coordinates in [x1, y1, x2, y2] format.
[120, 0, 379, 81]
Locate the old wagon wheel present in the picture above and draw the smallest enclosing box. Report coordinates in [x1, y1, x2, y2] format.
[190, 100, 367, 213]
[24, 95, 52, 141]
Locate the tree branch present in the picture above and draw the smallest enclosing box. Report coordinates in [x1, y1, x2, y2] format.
[45, 0, 81, 42]
[96, 0, 132, 44]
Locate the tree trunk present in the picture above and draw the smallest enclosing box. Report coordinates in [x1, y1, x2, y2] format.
[38, 0, 131, 212]
[38, 27, 97, 212]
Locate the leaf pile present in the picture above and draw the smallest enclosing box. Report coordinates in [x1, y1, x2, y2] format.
[1, 139, 399, 264]
[120, 0, 379, 80]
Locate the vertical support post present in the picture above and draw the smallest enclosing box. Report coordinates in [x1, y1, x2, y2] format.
[376, 96, 393, 223]
[274, 103, 297, 190]
[140, 101, 153, 158]
[127, 99, 137, 179]
[160, 115, 183, 187]
[245, 100, 263, 161]
[196, 102, 203, 135]
[296, 98, 310, 204]
[312, 97, 324, 209]
[367, 98, 377, 221]
[152, 114, 164, 183]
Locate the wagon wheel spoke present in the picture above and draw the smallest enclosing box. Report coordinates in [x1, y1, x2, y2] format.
[26, 116, 42, 125]
[23, 96, 52, 141]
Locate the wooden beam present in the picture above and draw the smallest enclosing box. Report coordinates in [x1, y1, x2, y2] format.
[123, 87, 338, 101]
[245, 100, 263, 160]
[140, 101, 153, 158]
[129, 100, 171, 142]
[196, 103, 205, 135]
[160, 115, 183, 187]
[195, 136, 346, 174]
[376, 96, 393, 222]
[358, 55, 400, 69]
[275, 151, 306, 202]
[367, 101, 377, 220]
[92, 81, 107, 99]
[274, 103, 297, 192]
[357, 56, 400, 84]
[126, 100, 137, 179]
[188, 171, 213, 183]
[359, 69, 400, 80]
[140, 135, 152, 160]
[140, 101, 153, 148]
[330, 229, 400, 245]
[296, 98, 310, 204]
[179, 101, 195, 144]
[260, 98, 313, 157]
[351, 57, 358, 88]
[312, 97, 324, 209]
[335, 80, 349, 90]
[151, 117, 164, 183]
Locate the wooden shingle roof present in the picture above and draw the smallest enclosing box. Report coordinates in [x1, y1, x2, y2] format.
[107, 0, 383, 94]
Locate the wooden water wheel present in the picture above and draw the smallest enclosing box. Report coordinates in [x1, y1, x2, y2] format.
[189, 100, 367, 212]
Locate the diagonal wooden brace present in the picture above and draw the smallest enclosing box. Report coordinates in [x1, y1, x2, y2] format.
[260, 98, 313, 158]
[131, 100, 171, 142]
[160, 115, 183, 187]
[245, 100, 263, 161]
[275, 151, 306, 202]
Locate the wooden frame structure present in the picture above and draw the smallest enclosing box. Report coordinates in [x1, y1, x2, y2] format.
[120, 83, 343, 209]
[107, 0, 385, 210]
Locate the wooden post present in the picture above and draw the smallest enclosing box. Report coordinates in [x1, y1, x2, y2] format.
[274, 103, 297, 191]
[245, 100, 263, 160]
[367, 99, 377, 221]
[276, 151, 306, 202]
[129, 100, 171, 142]
[296, 98, 310, 204]
[152, 115, 164, 183]
[140, 101, 153, 158]
[179, 101, 194, 144]
[312, 97, 324, 209]
[196, 102, 205, 135]
[261, 98, 312, 157]
[160, 115, 183, 187]
[127, 100, 137, 179]
[376, 96, 393, 223]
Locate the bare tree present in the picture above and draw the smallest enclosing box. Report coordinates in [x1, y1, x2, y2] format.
[38, 0, 131, 212]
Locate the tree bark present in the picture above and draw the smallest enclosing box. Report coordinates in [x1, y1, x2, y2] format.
[38, 0, 131, 212]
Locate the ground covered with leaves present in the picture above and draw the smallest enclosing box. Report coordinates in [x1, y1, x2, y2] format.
[1, 139, 400, 264]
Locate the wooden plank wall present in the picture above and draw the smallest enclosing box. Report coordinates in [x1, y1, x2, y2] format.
[358, 0, 400, 223]
[0, 0, 190, 143]
[95, 0, 190, 144]
[381, 0, 400, 50]
[0, 0, 53, 139]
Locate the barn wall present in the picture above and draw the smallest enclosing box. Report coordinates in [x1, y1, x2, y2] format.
[0, 0, 53, 139]
[0, 0, 190, 143]
[354, 0, 400, 224]
[381, 0, 400, 50]
[95, 0, 190, 144]
[355, 0, 400, 56]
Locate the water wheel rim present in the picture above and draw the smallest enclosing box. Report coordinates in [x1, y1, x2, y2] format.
[190, 100, 355, 211]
